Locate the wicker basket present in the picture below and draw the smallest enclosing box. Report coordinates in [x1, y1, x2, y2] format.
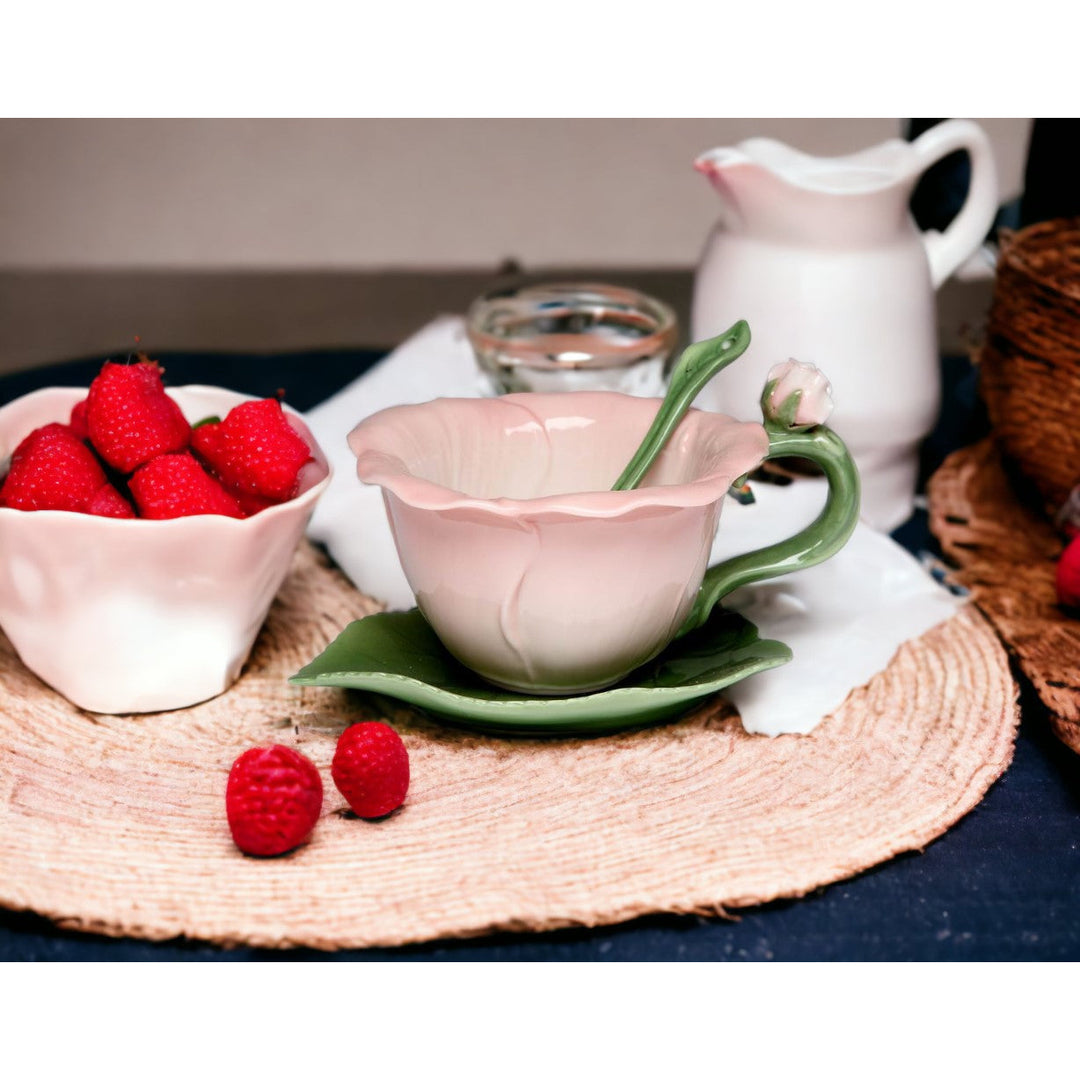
[979, 218, 1080, 517]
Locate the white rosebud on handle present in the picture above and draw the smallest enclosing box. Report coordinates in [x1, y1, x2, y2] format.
[761, 359, 834, 430]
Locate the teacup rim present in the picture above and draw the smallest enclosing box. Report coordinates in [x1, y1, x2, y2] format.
[349, 391, 768, 520]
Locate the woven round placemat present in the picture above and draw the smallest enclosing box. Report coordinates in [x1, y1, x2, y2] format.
[0, 543, 1017, 950]
[929, 436, 1080, 754]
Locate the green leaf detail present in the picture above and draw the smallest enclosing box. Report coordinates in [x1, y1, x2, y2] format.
[290, 605, 790, 736]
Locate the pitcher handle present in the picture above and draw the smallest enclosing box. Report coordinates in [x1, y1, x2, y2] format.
[679, 399, 861, 636]
[911, 119, 999, 289]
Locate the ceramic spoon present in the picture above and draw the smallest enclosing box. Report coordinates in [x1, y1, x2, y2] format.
[612, 320, 751, 491]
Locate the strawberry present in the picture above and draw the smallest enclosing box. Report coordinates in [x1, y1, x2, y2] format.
[69, 398, 90, 441]
[226, 744, 323, 857]
[192, 398, 312, 503]
[331, 721, 410, 818]
[86, 482, 136, 519]
[1056, 535, 1080, 609]
[190, 419, 273, 515]
[0, 422, 110, 512]
[231, 490, 281, 517]
[86, 358, 191, 473]
[128, 452, 245, 519]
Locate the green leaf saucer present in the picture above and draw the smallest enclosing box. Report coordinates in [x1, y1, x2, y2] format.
[289, 606, 792, 736]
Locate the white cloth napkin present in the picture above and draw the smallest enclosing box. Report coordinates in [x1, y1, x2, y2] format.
[306, 316, 964, 736]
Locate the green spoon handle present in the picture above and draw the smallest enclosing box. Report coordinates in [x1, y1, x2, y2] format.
[679, 423, 861, 635]
[612, 320, 751, 492]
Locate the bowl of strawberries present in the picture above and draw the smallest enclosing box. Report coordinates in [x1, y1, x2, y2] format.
[0, 356, 331, 713]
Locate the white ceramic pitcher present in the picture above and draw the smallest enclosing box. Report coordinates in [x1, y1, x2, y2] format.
[691, 119, 998, 531]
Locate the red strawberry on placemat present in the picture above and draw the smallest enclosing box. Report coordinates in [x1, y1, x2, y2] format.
[86, 358, 191, 473]
[331, 721, 410, 819]
[193, 398, 312, 504]
[129, 452, 245, 520]
[0, 422, 122, 515]
[226, 744, 324, 857]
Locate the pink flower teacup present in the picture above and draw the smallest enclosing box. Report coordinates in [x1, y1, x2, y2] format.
[348, 369, 859, 696]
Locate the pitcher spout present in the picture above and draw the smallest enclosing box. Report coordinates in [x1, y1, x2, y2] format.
[694, 147, 750, 176]
[694, 135, 920, 244]
[695, 144, 800, 235]
[693, 147, 756, 191]
[693, 147, 766, 229]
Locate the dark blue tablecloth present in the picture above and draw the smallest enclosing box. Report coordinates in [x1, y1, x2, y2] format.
[2, 349, 1077, 961]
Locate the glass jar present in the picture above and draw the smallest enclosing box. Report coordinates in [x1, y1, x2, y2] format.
[465, 282, 678, 395]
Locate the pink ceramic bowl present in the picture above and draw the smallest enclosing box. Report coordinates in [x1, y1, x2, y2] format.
[0, 385, 331, 714]
[349, 392, 768, 694]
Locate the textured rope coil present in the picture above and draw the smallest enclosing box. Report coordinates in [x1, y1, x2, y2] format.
[979, 217, 1080, 516]
[929, 438, 1080, 755]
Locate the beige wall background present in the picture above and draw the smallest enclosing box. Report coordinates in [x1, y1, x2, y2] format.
[0, 119, 1031, 271]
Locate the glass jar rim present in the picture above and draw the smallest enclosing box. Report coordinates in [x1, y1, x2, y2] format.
[465, 282, 678, 372]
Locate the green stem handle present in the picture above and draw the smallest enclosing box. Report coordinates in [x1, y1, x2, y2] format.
[679, 423, 861, 635]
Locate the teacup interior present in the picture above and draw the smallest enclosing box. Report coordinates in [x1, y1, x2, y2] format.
[386, 396, 759, 499]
